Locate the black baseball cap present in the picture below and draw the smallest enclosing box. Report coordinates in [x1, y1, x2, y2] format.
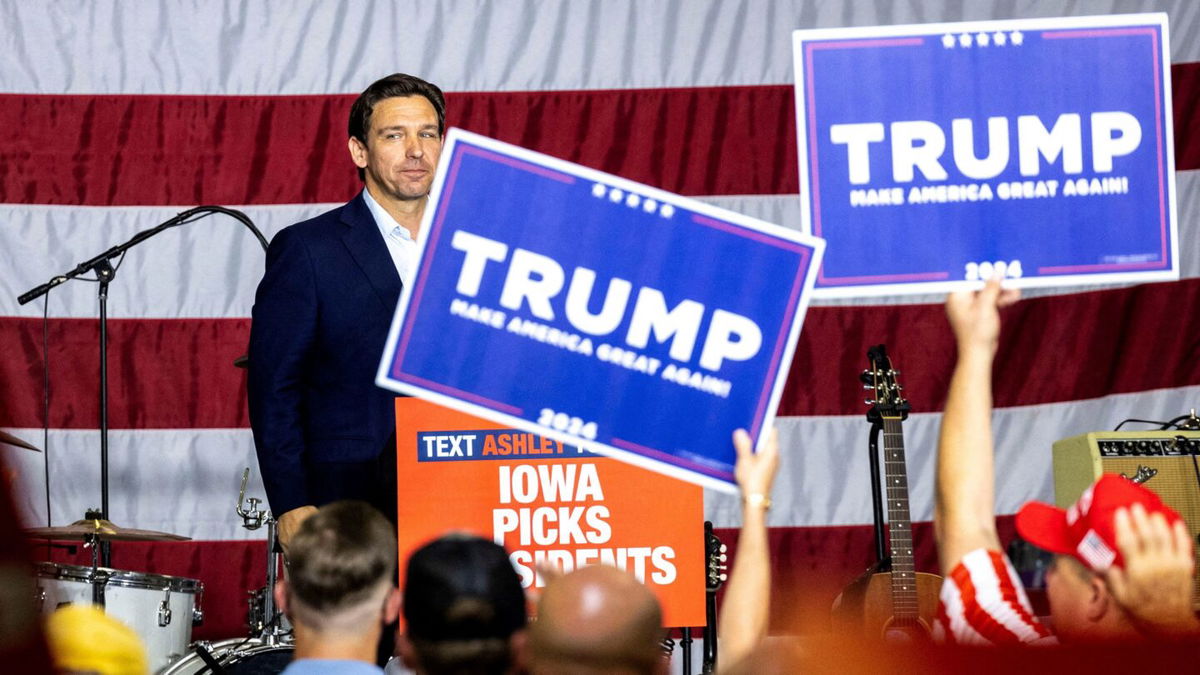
[403, 534, 527, 641]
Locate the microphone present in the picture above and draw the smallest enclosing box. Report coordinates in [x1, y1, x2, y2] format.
[18, 276, 68, 305]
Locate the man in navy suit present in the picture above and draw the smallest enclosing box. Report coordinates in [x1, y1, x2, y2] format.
[248, 73, 445, 553]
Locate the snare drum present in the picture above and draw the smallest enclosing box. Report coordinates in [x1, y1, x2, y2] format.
[160, 638, 293, 674]
[34, 562, 203, 672]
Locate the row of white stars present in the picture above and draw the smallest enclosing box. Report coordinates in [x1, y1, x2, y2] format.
[942, 30, 1024, 48]
[591, 182, 675, 218]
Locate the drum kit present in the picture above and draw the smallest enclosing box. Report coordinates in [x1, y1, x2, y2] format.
[24, 466, 295, 673]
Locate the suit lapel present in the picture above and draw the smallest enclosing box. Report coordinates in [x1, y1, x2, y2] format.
[340, 192, 402, 312]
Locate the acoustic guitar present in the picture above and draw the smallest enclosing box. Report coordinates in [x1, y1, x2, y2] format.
[833, 345, 942, 641]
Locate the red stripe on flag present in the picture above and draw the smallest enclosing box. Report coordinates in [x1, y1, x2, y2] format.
[2, 280, 1198, 429]
[0, 317, 250, 429]
[0, 86, 796, 204]
[782, 278, 1200, 417]
[3, 62, 1199, 205]
[1176, 61, 1200, 172]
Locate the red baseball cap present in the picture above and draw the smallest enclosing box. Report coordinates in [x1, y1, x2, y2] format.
[1015, 474, 1184, 572]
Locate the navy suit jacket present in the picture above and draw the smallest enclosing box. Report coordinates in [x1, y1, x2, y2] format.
[247, 193, 401, 516]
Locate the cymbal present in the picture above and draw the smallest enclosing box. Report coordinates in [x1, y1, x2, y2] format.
[24, 519, 190, 543]
[0, 430, 39, 452]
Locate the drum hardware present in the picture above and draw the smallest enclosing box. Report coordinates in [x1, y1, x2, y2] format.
[190, 641, 224, 672]
[193, 586, 205, 627]
[159, 637, 294, 674]
[158, 587, 173, 627]
[236, 468, 290, 644]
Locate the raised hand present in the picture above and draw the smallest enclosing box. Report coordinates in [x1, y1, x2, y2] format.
[1104, 503, 1200, 639]
[944, 277, 1020, 356]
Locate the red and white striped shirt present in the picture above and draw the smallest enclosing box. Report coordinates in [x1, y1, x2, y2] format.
[934, 548, 1057, 646]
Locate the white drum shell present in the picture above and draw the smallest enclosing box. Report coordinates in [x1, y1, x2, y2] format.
[34, 562, 201, 672]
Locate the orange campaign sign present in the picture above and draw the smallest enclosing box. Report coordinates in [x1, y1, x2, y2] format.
[395, 398, 706, 626]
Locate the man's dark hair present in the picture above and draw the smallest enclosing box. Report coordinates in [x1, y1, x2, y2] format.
[287, 501, 397, 627]
[403, 534, 526, 675]
[348, 73, 446, 181]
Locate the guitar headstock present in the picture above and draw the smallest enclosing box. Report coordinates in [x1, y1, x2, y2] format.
[704, 521, 727, 592]
[861, 344, 910, 423]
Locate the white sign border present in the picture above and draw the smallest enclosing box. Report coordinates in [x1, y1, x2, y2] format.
[377, 128, 826, 494]
[792, 12, 1178, 299]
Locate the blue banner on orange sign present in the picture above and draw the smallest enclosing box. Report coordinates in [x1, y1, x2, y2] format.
[415, 430, 597, 462]
[793, 13, 1178, 298]
[376, 129, 824, 492]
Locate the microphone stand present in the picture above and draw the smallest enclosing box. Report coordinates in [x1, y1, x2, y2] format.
[18, 206, 267, 567]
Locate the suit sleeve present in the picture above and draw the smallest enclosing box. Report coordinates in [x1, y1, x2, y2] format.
[247, 226, 318, 516]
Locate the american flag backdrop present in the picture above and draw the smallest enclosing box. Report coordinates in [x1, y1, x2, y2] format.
[2, 1, 1199, 638]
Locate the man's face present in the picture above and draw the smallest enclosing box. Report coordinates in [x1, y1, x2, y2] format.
[349, 95, 442, 202]
[1045, 554, 1097, 641]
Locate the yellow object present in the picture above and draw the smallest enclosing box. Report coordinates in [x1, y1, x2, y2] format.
[45, 604, 149, 675]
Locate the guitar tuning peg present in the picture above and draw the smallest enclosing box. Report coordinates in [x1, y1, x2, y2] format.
[864, 398, 875, 405]
[862, 384, 873, 390]
[718, 553, 727, 562]
[719, 573, 728, 582]
[718, 544, 727, 553]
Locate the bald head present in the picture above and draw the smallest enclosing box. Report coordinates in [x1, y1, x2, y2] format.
[529, 566, 664, 675]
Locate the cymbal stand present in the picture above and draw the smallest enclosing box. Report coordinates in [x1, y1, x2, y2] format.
[237, 468, 287, 644]
[81, 508, 106, 606]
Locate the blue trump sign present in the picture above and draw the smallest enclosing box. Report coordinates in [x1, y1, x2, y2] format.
[377, 130, 824, 492]
[793, 13, 1178, 297]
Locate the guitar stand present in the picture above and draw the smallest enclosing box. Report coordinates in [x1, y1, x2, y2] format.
[867, 421, 888, 565]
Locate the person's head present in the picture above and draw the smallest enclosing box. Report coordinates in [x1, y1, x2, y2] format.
[276, 501, 400, 638]
[347, 73, 446, 200]
[45, 605, 148, 675]
[1016, 474, 1186, 641]
[528, 565, 666, 675]
[400, 534, 527, 675]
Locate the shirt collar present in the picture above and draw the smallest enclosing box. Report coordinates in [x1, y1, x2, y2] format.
[361, 188, 413, 242]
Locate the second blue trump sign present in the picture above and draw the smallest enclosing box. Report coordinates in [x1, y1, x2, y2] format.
[794, 13, 1178, 297]
[377, 130, 824, 492]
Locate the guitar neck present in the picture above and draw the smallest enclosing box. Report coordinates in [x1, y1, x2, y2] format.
[881, 416, 919, 622]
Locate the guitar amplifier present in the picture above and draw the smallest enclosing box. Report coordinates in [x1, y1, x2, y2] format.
[1052, 431, 1200, 607]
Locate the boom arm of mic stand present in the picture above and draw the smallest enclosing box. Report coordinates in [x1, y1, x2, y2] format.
[16, 205, 268, 306]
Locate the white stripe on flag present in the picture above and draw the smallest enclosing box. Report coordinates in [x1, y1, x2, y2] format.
[7, 383, 1196, 540]
[3, 1, 1199, 95]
